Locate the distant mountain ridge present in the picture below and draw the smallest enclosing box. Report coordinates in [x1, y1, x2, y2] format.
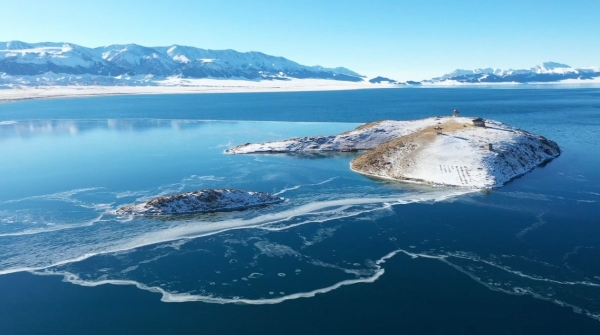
[4, 42, 597, 89]
[419, 62, 600, 85]
[0, 41, 364, 86]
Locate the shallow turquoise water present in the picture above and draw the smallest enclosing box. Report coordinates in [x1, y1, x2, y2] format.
[0, 89, 599, 334]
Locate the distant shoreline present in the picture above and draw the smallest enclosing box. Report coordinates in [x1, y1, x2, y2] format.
[1, 78, 599, 103]
[0, 79, 396, 103]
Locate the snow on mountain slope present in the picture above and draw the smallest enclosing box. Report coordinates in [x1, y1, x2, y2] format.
[437, 68, 506, 81]
[97, 44, 178, 75]
[0, 71, 158, 86]
[159, 45, 299, 71]
[1, 41, 34, 50]
[532, 62, 576, 74]
[0, 40, 364, 85]
[308, 66, 362, 78]
[422, 62, 600, 84]
[369, 76, 399, 84]
[0, 43, 99, 69]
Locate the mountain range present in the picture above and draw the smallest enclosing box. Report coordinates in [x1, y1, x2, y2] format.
[408, 62, 600, 85]
[2, 41, 599, 88]
[0, 41, 363, 87]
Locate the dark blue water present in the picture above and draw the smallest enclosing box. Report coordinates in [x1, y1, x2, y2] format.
[0, 88, 599, 334]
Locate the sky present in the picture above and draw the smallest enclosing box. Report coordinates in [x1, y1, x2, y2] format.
[2, 0, 599, 81]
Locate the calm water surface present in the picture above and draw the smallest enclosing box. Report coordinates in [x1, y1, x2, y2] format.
[0, 88, 599, 334]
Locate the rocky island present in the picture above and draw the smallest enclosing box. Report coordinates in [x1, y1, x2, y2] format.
[226, 116, 561, 189]
[115, 189, 284, 216]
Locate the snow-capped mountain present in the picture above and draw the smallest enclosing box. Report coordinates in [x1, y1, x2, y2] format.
[0, 41, 364, 86]
[417, 62, 600, 85]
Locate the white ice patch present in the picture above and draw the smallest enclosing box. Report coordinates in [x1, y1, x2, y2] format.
[2, 187, 104, 206]
[391, 249, 600, 322]
[254, 241, 298, 257]
[31, 248, 405, 305]
[301, 226, 339, 246]
[273, 177, 338, 196]
[0, 188, 470, 276]
[0, 214, 104, 237]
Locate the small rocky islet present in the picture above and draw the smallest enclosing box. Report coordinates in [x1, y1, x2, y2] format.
[115, 189, 284, 216]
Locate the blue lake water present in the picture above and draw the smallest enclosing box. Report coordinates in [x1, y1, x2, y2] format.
[0, 88, 599, 334]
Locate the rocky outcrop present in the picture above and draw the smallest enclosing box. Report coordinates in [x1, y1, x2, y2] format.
[115, 189, 284, 216]
[350, 118, 560, 188]
[226, 117, 561, 189]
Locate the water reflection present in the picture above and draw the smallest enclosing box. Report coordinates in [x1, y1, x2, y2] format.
[0, 119, 242, 141]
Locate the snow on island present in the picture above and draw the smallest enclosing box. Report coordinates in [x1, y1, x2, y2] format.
[115, 189, 284, 216]
[226, 119, 440, 154]
[225, 117, 561, 189]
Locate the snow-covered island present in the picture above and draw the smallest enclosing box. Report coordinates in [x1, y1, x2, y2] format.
[115, 189, 284, 216]
[226, 117, 561, 189]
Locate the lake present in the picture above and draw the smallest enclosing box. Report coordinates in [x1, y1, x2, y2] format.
[0, 88, 599, 334]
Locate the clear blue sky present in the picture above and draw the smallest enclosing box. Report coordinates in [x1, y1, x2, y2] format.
[2, 0, 599, 80]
